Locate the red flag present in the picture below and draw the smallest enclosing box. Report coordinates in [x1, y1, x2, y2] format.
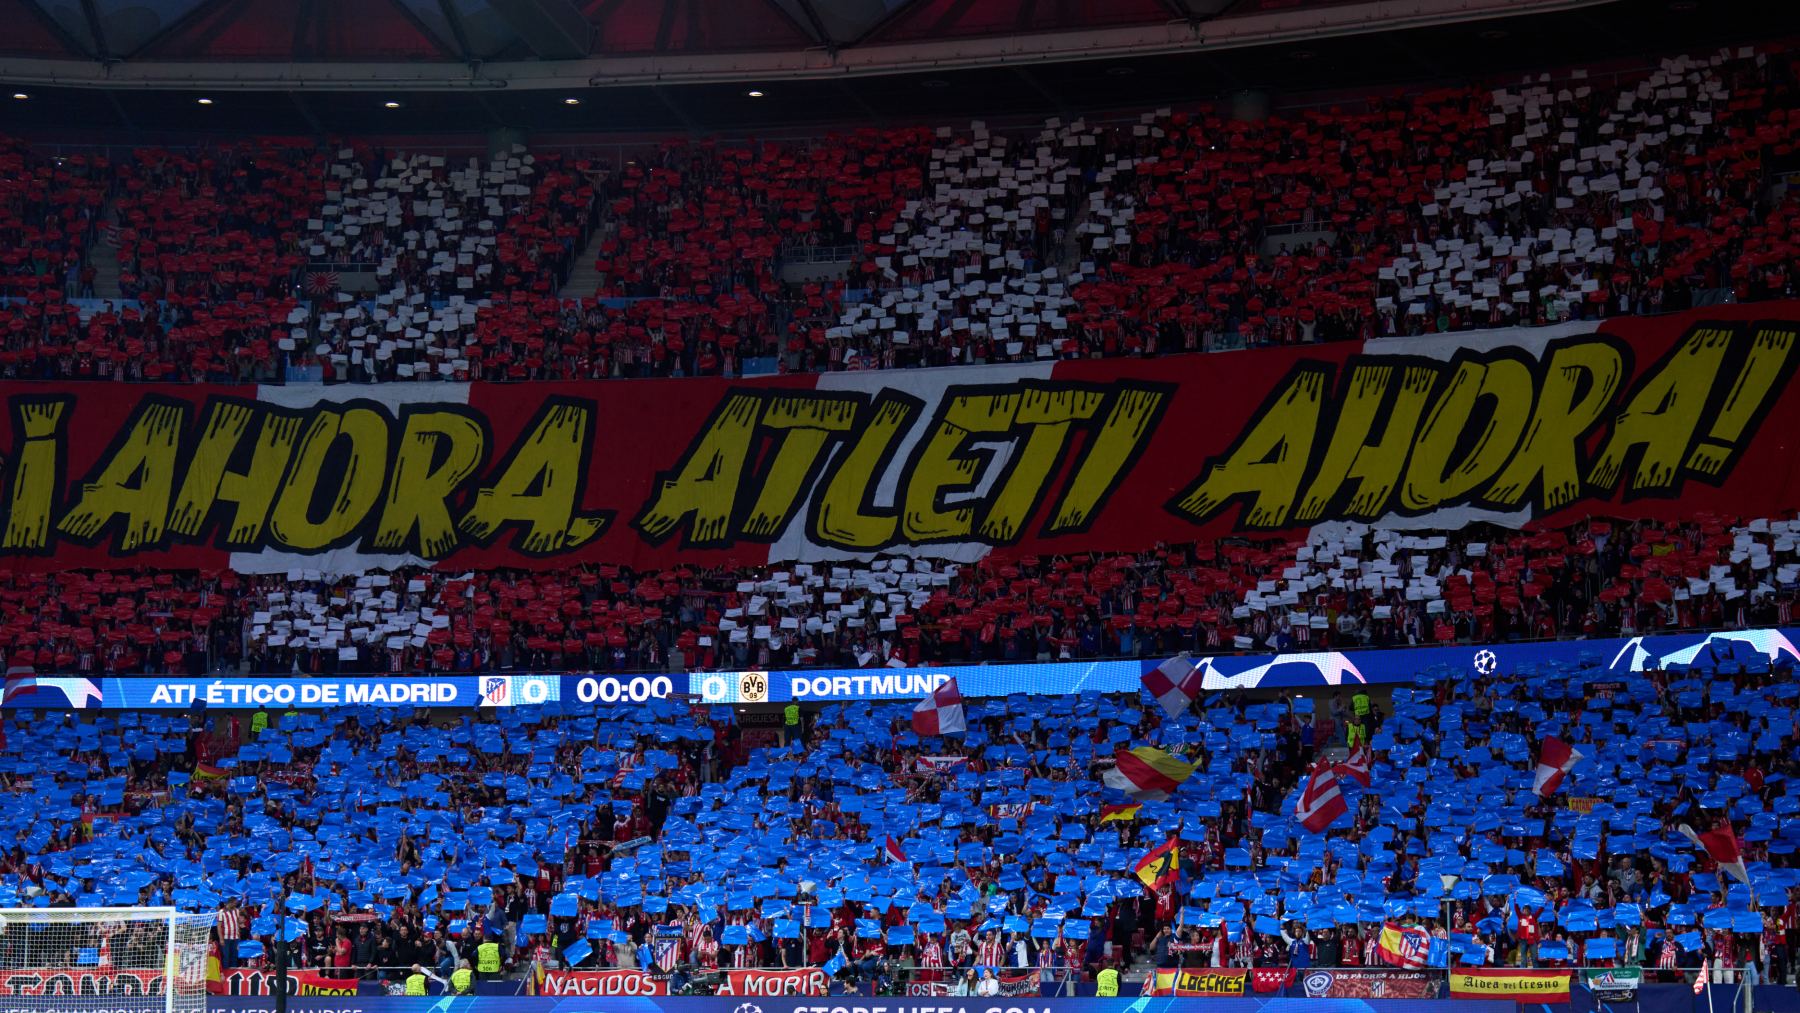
[1334, 744, 1373, 787]
[884, 835, 908, 863]
[1693, 958, 1709, 995]
[1141, 654, 1203, 718]
[1133, 837, 1180, 892]
[1677, 822, 1749, 884]
[1251, 968, 1295, 993]
[911, 678, 965, 736]
[1532, 737, 1582, 797]
[1295, 759, 1347, 833]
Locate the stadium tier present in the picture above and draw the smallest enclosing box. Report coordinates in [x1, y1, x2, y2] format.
[0, 515, 1794, 676]
[0, 49, 1794, 382]
[2, 13, 1800, 1010]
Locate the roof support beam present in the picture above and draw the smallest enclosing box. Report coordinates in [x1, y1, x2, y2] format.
[121, 0, 232, 62]
[1159, 0, 1198, 21]
[384, 0, 466, 61]
[489, 0, 591, 60]
[16, 0, 97, 60]
[77, 0, 111, 60]
[793, 0, 835, 50]
[844, 0, 921, 48]
[763, 0, 833, 51]
[436, 0, 477, 61]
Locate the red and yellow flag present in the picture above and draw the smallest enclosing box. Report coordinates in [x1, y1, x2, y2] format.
[1133, 837, 1180, 891]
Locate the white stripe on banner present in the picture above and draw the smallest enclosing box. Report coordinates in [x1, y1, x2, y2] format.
[228, 383, 471, 575]
[1241, 318, 1604, 622]
[769, 361, 1059, 565]
[1357, 317, 1599, 363]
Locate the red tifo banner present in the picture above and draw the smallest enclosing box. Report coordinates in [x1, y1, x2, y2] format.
[0, 968, 163, 996]
[539, 968, 669, 996]
[714, 967, 830, 996]
[209, 967, 358, 996]
[0, 302, 1795, 573]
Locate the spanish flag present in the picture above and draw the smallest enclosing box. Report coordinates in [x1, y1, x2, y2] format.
[1102, 746, 1196, 800]
[1099, 803, 1141, 823]
[193, 762, 226, 779]
[1133, 837, 1180, 891]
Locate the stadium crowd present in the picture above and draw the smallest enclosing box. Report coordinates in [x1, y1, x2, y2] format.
[0, 47, 1795, 381]
[0, 628, 1795, 994]
[0, 514, 1791, 679]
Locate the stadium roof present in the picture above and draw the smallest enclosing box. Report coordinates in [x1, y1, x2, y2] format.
[0, 0, 1616, 71]
[0, 0, 1791, 135]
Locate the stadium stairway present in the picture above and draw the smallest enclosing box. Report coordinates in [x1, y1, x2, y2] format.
[88, 204, 123, 299]
[558, 219, 610, 299]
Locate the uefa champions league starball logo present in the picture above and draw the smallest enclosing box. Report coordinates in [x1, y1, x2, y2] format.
[733, 1004, 763, 1013]
[1472, 649, 1497, 675]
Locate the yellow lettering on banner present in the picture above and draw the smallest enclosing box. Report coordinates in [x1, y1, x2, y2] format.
[1588, 327, 1731, 493]
[168, 401, 304, 545]
[809, 393, 920, 551]
[58, 398, 187, 550]
[1168, 365, 1326, 528]
[460, 400, 607, 554]
[1686, 324, 1797, 477]
[633, 392, 763, 547]
[1047, 385, 1168, 534]
[3, 397, 70, 550]
[740, 394, 859, 539]
[979, 386, 1106, 542]
[902, 390, 1018, 542]
[1485, 340, 1625, 509]
[372, 411, 488, 556]
[1400, 356, 1533, 511]
[268, 406, 390, 551]
[1295, 363, 1435, 522]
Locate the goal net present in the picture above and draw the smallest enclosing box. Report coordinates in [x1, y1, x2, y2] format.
[0, 908, 216, 1013]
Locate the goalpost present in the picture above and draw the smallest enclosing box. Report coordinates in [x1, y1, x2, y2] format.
[0, 908, 216, 1013]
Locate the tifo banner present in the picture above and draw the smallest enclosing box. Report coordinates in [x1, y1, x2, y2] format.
[0, 967, 162, 996]
[0, 303, 1795, 574]
[1299, 969, 1440, 998]
[1144, 968, 1249, 996]
[904, 969, 1039, 997]
[211, 968, 359, 996]
[205, 999, 1530, 1013]
[4, 625, 1797, 709]
[714, 967, 830, 996]
[1448, 968, 1572, 1001]
[537, 968, 668, 996]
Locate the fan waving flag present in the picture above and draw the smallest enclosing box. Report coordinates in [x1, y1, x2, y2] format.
[1142, 653, 1204, 718]
[1099, 803, 1141, 823]
[1334, 743, 1373, 786]
[1677, 822, 1749, 884]
[1376, 922, 1432, 968]
[884, 835, 908, 864]
[1133, 837, 1180, 892]
[1295, 759, 1347, 833]
[911, 678, 965, 736]
[1103, 746, 1196, 800]
[1532, 737, 1582, 797]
